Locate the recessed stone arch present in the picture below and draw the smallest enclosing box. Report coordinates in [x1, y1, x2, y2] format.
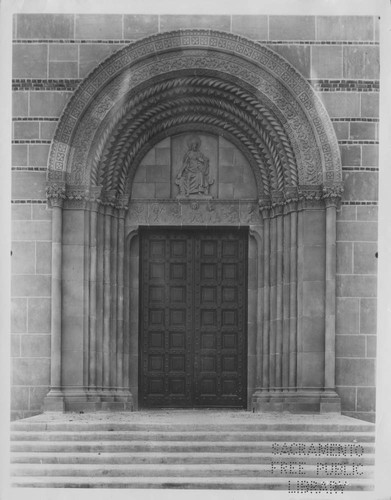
[44, 30, 343, 413]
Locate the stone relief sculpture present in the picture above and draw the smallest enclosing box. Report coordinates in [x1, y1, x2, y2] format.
[175, 135, 214, 198]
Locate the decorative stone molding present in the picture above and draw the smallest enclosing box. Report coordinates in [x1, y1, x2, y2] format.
[47, 29, 342, 208]
[126, 200, 263, 227]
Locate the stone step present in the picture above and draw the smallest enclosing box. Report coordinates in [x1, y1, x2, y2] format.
[10, 451, 376, 465]
[10, 421, 375, 433]
[11, 439, 375, 454]
[10, 462, 374, 479]
[10, 430, 375, 443]
[10, 476, 375, 490]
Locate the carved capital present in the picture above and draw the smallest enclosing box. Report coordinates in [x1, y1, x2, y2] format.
[46, 182, 66, 208]
[323, 183, 344, 208]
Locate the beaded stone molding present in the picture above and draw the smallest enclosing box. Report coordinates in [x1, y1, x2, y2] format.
[46, 29, 343, 207]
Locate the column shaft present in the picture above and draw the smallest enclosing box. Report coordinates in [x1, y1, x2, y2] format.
[88, 207, 98, 388]
[117, 212, 125, 389]
[289, 210, 298, 388]
[262, 217, 270, 389]
[275, 213, 283, 389]
[325, 204, 337, 389]
[282, 211, 291, 390]
[50, 204, 63, 389]
[103, 208, 111, 388]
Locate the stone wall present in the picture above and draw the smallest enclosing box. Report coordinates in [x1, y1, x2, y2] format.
[11, 13, 379, 421]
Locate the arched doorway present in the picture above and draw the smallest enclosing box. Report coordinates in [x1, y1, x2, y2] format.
[44, 29, 343, 413]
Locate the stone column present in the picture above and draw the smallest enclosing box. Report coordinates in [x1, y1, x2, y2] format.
[44, 197, 65, 411]
[116, 209, 125, 394]
[88, 203, 98, 392]
[321, 196, 341, 412]
[102, 206, 112, 393]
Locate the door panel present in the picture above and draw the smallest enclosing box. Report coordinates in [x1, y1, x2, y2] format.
[139, 227, 247, 408]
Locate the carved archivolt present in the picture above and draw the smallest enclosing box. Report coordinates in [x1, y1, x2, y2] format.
[47, 29, 342, 207]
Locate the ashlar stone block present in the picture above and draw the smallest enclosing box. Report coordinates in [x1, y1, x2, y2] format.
[11, 387, 29, 411]
[320, 93, 360, 118]
[12, 220, 51, 241]
[350, 122, 377, 141]
[13, 121, 39, 140]
[342, 172, 378, 202]
[79, 44, 124, 78]
[336, 386, 356, 412]
[160, 15, 230, 32]
[269, 44, 310, 78]
[49, 61, 78, 79]
[29, 386, 49, 411]
[336, 334, 366, 358]
[336, 297, 359, 336]
[362, 145, 379, 167]
[365, 216, 379, 243]
[336, 358, 375, 386]
[12, 203, 31, 221]
[340, 145, 361, 167]
[40, 121, 58, 141]
[366, 335, 376, 358]
[232, 15, 268, 40]
[12, 145, 28, 167]
[12, 358, 50, 386]
[360, 298, 377, 334]
[311, 46, 343, 79]
[11, 241, 35, 275]
[269, 16, 315, 41]
[11, 298, 27, 333]
[13, 92, 28, 117]
[29, 144, 51, 167]
[336, 275, 377, 298]
[343, 46, 379, 80]
[75, 14, 122, 40]
[21, 334, 51, 357]
[316, 16, 374, 41]
[337, 221, 377, 242]
[36, 241, 52, 274]
[332, 122, 349, 141]
[28, 298, 51, 333]
[354, 242, 377, 275]
[49, 44, 78, 61]
[123, 15, 159, 39]
[12, 171, 46, 200]
[361, 93, 379, 118]
[11, 335, 21, 357]
[356, 387, 376, 412]
[13, 44, 48, 79]
[30, 92, 72, 118]
[11, 275, 51, 297]
[336, 241, 353, 274]
[16, 14, 74, 39]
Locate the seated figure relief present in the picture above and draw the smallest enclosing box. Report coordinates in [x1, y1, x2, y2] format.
[176, 135, 214, 197]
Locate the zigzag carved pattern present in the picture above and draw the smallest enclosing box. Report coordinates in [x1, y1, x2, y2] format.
[116, 113, 271, 197]
[88, 77, 298, 194]
[103, 103, 272, 195]
[103, 99, 276, 193]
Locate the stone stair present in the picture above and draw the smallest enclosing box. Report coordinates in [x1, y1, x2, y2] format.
[10, 411, 375, 490]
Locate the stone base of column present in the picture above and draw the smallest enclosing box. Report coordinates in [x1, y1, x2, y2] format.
[251, 389, 341, 413]
[58, 387, 134, 412]
[43, 388, 65, 412]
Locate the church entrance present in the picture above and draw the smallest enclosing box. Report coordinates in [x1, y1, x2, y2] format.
[139, 227, 248, 408]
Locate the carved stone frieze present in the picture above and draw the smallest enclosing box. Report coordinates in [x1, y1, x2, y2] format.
[125, 200, 260, 226]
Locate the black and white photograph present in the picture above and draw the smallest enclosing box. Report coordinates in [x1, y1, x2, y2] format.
[1, 1, 390, 499]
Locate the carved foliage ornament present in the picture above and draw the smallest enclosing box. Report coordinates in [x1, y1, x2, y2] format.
[47, 30, 342, 206]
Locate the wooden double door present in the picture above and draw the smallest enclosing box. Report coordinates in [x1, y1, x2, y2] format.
[139, 227, 248, 408]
